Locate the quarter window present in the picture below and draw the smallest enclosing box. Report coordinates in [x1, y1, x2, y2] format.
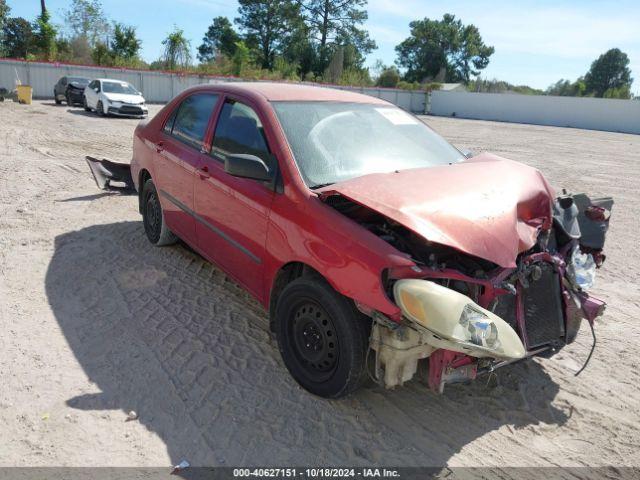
[167, 93, 218, 148]
[212, 100, 272, 167]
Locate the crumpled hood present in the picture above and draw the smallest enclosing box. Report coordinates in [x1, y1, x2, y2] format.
[102, 93, 145, 104]
[319, 153, 555, 268]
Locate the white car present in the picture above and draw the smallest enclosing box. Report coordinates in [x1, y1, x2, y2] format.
[83, 78, 148, 118]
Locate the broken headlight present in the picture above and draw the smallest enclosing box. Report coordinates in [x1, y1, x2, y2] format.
[394, 279, 525, 360]
[567, 245, 597, 291]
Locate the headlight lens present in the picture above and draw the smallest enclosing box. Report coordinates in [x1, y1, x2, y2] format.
[567, 245, 596, 290]
[459, 304, 499, 349]
[393, 279, 525, 360]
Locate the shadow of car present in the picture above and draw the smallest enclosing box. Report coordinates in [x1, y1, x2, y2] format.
[45, 221, 568, 467]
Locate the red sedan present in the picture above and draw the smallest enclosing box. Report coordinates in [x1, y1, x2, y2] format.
[130, 83, 612, 398]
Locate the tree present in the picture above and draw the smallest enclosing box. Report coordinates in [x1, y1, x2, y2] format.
[232, 40, 250, 75]
[197, 16, 240, 62]
[298, 0, 376, 73]
[0, 0, 11, 56]
[2, 17, 33, 58]
[110, 22, 141, 60]
[91, 41, 110, 65]
[65, 0, 109, 48]
[161, 27, 191, 70]
[584, 48, 633, 98]
[376, 66, 400, 88]
[33, 9, 57, 60]
[546, 78, 586, 97]
[235, 0, 301, 70]
[395, 14, 494, 83]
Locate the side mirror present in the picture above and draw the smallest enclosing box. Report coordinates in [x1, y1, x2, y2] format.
[224, 153, 272, 181]
[461, 148, 474, 159]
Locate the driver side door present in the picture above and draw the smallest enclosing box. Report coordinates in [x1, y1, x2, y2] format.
[194, 97, 276, 300]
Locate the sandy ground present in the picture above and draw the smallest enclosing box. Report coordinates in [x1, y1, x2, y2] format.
[0, 99, 639, 468]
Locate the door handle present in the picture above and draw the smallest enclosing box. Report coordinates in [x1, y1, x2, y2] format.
[198, 165, 210, 179]
[155, 141, 164, 153]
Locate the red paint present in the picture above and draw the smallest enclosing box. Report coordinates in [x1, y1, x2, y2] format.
[132, 83, 414, 318]
[320, 154, 555, 268]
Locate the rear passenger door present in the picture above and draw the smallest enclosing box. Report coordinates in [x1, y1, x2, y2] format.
[155, 93, 219, 245]
[194, 97, 276, 300]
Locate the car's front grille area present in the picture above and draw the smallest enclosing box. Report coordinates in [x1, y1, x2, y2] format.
[521, 263, 565, 348]
[120, 105, 143, 115]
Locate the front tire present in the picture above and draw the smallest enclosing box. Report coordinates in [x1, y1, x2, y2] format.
[275, 277, 370, 398]
[141, 179, 177, 246]
[96, 100, 105, 116]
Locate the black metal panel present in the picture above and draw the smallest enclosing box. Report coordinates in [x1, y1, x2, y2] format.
[493, 293, 517, 330]
[522, 264, 565, 348]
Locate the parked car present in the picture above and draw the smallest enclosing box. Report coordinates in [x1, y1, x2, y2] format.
[53, 76, 90, 105]
[83, 78, 148, 117]
[130, 83, 613, 398]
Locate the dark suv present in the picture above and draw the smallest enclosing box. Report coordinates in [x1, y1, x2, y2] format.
[54, 76, 90, 106]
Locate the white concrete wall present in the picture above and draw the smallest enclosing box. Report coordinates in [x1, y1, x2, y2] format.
[0, 59, 429, 113]
[431, 91, 640, 134]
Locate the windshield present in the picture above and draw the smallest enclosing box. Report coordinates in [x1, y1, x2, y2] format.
[272, 102, 464, 188]
[102, 81, 139, 95]
[68, 77, 89, 86]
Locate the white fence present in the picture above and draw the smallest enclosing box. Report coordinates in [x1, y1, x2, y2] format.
[0, 59, 429, 113]
[431, 91, 640, 134]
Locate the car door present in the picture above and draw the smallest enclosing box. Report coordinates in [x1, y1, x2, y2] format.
[154, 92, 219, 245]
[194, 97, 276, 300]
[86, 80, 98, 108]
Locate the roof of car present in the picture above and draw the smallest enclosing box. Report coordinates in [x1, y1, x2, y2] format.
[192, 82, 390, 104]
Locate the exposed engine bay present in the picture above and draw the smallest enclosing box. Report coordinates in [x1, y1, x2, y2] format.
[322, 189, 613, 393]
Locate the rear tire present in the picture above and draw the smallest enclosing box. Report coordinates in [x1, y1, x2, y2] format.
[275, 277, 370, 398]
[141, 179, 177, 246]
[83, 97, 91, 112]
[54, 92, 61, 105]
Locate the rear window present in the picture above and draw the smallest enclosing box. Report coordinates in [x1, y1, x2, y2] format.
[167, 94, 219, 148]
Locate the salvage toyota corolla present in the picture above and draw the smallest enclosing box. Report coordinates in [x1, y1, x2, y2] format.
[130, 83, 613, 398]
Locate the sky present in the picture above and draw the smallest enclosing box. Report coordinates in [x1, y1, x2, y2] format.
[7, 0, 640, 95]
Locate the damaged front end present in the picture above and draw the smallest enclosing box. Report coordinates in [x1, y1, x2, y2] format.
[320, 162, 613, 393]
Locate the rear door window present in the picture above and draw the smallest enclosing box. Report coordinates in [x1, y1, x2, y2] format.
[211, 100, 272, 168]
[168, 93, 219, 149]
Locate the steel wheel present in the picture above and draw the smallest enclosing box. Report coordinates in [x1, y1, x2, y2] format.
[289, 300, 339, 382]
[143, 187, 162, 243]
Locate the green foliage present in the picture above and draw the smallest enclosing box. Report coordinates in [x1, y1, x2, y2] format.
[545, 78, 586, 97]
[33, 10, 57, 60]
[603, 84, 632, 99]
[161, 26, 192, 70]
[91, 41, 110, 65]
[585, 48, 633, 98]
[232, 40, 250, 76]
[235, 0, 301, 70]
[110, 23, 141, 60]
[470, 78, 543, 95]
[198, 16, 240, 63]
[396, 80, 441, 91]
[299, 0, 375, 74]
[64, 0, 109, 47]
[395, 14, 494, 83]
[2, 17, 33, 58]
[376, 67, 400, 88]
